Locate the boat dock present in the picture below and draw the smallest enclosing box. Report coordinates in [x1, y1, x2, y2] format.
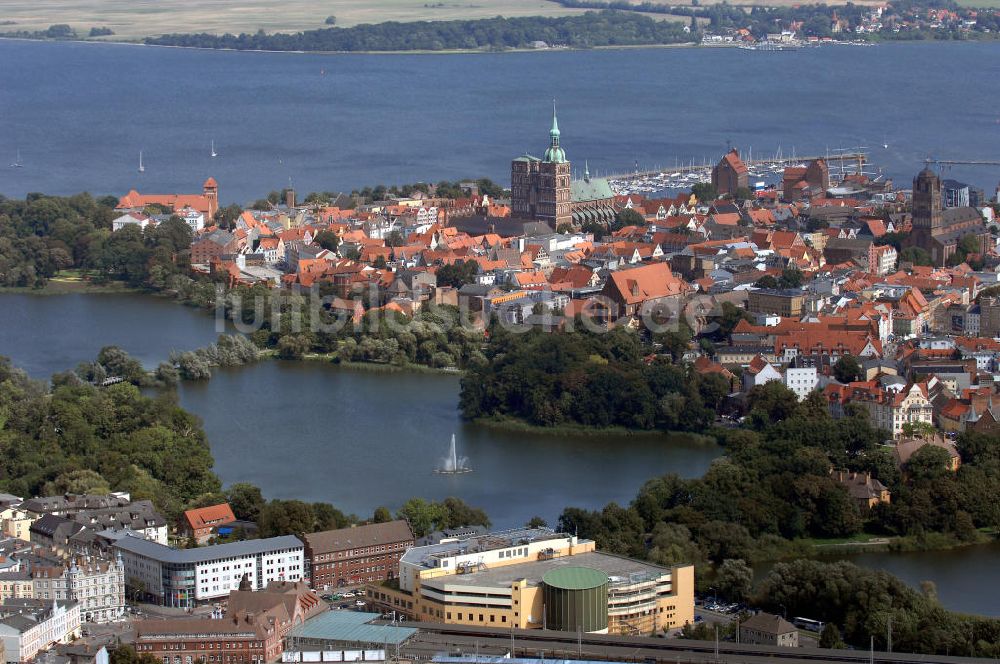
[607, 150, 869, 195]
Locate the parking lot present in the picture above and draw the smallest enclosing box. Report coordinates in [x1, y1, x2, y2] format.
[318, 588, 372, 611]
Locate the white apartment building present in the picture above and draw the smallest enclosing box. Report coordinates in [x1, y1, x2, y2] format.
[783, 365, 818, 401]
[176, 206, 205, 233]
[0, 599, 80, 663]
[111, 213, 153, 232]
[114, 536, 303, 609]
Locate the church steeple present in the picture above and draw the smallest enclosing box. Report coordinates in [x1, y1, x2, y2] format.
[543, 100, 567, 164]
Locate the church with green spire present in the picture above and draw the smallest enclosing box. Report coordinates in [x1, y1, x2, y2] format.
[510, 105, 616, 230]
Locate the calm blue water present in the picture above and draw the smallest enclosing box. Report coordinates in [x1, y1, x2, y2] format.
[1, 40, 999, 204]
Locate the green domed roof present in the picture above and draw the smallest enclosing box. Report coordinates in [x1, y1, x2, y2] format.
[544, 146, 567, 163]
[543, 102, 567, 164]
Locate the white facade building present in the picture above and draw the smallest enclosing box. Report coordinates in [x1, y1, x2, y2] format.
[111, 213, 153, 232]
[114, 536, 303, 608]
[176, 207, 205, 233]
[783, 366, 818, 401]
[0, 599, 80, 663]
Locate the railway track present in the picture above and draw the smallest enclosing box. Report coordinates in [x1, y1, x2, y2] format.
[405, 622, 995, 664]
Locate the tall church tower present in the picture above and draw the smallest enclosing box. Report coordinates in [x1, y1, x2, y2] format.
[912, 167, 943, 231]
[537, 104, 572, 229]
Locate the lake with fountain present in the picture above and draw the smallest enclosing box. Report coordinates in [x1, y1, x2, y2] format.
[436, 434, 473, 475]
[1, 292, 999, 615]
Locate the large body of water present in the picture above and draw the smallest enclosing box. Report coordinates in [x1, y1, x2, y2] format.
[1, 292, 999, 615]
[2, 40, 1000, 204]
[0, 293, 720, 527]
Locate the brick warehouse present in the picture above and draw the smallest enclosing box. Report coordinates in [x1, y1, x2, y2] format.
[303, 520, 413, 589]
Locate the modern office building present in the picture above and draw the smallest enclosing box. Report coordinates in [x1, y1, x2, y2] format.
[114, 536, 303, 608]
[366, 528, 693, 636]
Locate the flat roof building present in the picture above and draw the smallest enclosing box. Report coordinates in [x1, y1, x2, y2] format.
[303, 521, 413, 590]
[367, 528, 693, 637]
[114, 536, 303, 609]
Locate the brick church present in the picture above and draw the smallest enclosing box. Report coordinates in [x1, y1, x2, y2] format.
[510, 106, 615, 230]
[906, 167, 988, 266]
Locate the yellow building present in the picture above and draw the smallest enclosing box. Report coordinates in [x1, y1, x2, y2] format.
[0, 571, 33, 602]
[747, 289, 806, 318]
[366, 528, 694, 636]
[0, 505, 35, 541]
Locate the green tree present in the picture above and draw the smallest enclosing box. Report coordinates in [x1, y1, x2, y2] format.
[820, 623, 846, 649]
[692, 182, 718, 202]
[899, 246, 933, 266]
[397, 498, 447, 537]
[226, 483, 265, 522]
[435, 261, 478, 288]
[43, 469, 110, 496]
[833, 355, 862, 383]
[778, 266, 803, 288]
[716, 558, 753, 602]
[754, 275, 779, 289]
[746, 380, 800, 427]
[314, 230, 339, 252]
[615, 208, 645, 228]
[277, 334, 311, 360]
[258, 500, 316, 537]
[372, 506, 392, 523]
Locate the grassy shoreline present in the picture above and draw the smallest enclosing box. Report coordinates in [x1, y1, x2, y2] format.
[471, 414, 718, 440]
[0, 276, 142, 296]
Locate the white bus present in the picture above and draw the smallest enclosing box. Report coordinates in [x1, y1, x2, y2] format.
[793, 617, 825, 632]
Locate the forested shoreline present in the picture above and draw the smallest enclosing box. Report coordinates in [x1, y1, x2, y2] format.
[143, 12, 693, 52]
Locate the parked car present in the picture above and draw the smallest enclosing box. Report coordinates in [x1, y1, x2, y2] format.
[355, 600, 366, 607]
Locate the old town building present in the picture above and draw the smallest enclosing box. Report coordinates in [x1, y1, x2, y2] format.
[906, 167, 989, 266]
[303, 520, 413, 590]
[711, 149, 748, 196]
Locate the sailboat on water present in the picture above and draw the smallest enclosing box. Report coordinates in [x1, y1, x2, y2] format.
[138, 151, 145, 173]
[10, 149, 23, 168]
[211, 140, 218, 158]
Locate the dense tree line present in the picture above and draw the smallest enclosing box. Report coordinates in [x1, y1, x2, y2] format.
[218, 284, 486, 369]
[459, 324, 729, 430]
[144, 11, 693, 51]
[0, 193, 193, 289]
[757, 559, 1000, 656]
[0, 358, 220, 520]
[396, 497, 491, 537]
[166, 334, 260, 381]
[554, 389, 1000, 655]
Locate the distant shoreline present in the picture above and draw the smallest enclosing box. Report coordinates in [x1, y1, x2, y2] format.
[3, 33, 996, 56]
[0, 34, 702, 55]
